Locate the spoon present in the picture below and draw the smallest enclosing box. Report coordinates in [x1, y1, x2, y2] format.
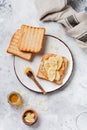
[26, 71, 46, 95]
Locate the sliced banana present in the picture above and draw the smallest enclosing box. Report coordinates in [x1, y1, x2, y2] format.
[48, 56, 58, 70]
[55, 55, 60, 60]
[47, 68, 56, 81]
[44, 60, 50, 71]
[24, 113, 35, 123]
[25, 118, 35, 123]
[57, 56, 63, 70]
[55, 71, 60, 81]
[43, 55, 63, 81]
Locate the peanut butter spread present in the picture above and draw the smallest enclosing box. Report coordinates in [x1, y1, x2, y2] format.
[24, 67, 33, 74]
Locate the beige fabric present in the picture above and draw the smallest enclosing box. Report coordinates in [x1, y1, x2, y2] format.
[35, 0, 87, 48]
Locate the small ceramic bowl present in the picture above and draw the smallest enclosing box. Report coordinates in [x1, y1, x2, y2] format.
[8, 92, 23, 107]
[22, 109, 38, 126]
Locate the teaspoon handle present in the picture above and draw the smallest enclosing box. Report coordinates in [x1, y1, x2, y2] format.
[32, 77, 46, 95]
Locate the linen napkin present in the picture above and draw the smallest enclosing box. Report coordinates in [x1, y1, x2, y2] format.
[35, 0, 87, 48]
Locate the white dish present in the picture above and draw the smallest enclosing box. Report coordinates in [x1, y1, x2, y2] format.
[14, 35, 73, 93]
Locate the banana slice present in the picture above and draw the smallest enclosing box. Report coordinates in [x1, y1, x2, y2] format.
[44, 60, 50, 71]
[43, 55, 63, 81]
[57, 56, 63, 70]
[25, 118, 35, 123]
[55, 71, 60, 81]
[24, 113, 35, 123]
[47, 68, 56, 81]
[48, 56, 58, 70]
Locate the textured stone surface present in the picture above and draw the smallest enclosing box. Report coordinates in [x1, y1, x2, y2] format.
[0, 0, 87, 130]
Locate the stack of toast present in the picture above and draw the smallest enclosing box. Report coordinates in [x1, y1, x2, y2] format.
[7, 25, 45, 60]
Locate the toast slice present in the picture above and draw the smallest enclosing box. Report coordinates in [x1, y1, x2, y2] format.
[37, 53, 68, 85]
[7, 29, 32, 60]
[18, 25, 45, 53]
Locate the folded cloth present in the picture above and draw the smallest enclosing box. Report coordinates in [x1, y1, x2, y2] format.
[35, 0, 87, 48]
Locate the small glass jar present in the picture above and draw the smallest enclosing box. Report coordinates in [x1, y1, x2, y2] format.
[8, 92, 23, 107]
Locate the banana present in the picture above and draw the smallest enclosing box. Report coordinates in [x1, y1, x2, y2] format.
[24, 113, 35, 123]
[55, 71, 60, 81]
[57, 56, 63, 70]
[44, 60, 50, 71]
[48, 56, 58, 70]
[47, 68, 56, 81]
[43, 55, 63, 81]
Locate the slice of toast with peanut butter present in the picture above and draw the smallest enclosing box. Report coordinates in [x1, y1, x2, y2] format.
[37, 53, 68, 85]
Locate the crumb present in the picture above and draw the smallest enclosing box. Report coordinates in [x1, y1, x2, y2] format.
[40, 106, 48, 111]
[55, 47, 58, 51]
[16, 89, 21, 93]
[37, 99, 43, 105]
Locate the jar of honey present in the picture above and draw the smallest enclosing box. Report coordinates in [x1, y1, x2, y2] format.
[8, 92, 23, 107]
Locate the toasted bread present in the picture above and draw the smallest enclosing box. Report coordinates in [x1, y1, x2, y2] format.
[7, 29, 32, 60]
[37, 53, 68, 85]
[18, 25, 45, 53]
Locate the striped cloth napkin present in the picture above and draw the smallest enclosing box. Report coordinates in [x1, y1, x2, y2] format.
[35, 0, 87, 48]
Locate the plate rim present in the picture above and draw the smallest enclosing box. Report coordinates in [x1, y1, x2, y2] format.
[13, 34, 74, 94]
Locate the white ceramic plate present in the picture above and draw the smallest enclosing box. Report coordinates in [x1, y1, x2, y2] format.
[14, 35, 73, 93]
